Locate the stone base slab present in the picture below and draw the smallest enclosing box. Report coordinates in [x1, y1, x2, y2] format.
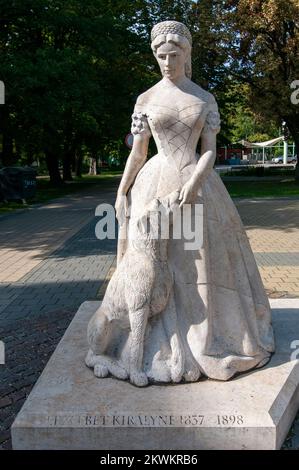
[12, 299, 299, 450]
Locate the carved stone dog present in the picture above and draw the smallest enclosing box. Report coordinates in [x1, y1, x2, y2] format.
[85, 190, 184, 387]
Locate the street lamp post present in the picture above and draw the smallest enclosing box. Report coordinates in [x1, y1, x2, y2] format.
[282, 121, 289, 165]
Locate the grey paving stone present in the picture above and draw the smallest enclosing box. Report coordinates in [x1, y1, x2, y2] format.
[0, 216, 116, 325]
[254, 252, 299, 267]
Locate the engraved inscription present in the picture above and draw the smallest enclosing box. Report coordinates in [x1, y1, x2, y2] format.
[46, 413, 245, 427]
[180, 415, 204, 426]
[216, 415, 244, 426]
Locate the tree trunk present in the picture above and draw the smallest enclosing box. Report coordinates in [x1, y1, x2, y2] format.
[1, 134, 15, 166]
[0, 105, 16, 166]
[75, 151, 83, 178]
[97, 157, 102, 174]
[293, 135, 299, 183]
[89, 157, 97, 175]
[295, 153, 299, 183]
[63, 151, 73, 181]
[286, 119, 299, 183]
[45, 150, 62, 185]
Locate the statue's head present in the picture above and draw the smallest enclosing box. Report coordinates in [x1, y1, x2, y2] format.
[151, 20, 192, 80]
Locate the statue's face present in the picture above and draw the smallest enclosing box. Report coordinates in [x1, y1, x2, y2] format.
[156, 41, 186, 80]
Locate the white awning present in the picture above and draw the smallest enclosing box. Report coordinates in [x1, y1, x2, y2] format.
[238, 137, 284, 148]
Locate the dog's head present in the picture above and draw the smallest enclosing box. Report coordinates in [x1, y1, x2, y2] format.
[138, 199, 160, 237]
[132, 191, 181, 260]
[159, 190, 180, 223]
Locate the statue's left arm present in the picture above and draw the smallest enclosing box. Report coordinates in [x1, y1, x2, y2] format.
[179, 96, 221, 206]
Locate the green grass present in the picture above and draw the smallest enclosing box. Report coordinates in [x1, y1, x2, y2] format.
[0, 171, 122, 214]
[0, 201, 26, 214]
[224, 179, 299, 198]
[35, 172, 122, 203]
[225, 166, 296, 177]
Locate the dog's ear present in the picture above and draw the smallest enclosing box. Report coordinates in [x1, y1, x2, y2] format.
[137, 214, 148, 236]
[168, 190, 180, 209]
[147, 198, 160, 212]
[160, 190, 180, 213]
[147, 210, 160, 239]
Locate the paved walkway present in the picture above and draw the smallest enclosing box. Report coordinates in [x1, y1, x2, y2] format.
[236, 198, 299, 297]
[0, 190, 298, 449]
[0, 188, 116, 283]
[0, 184, 119, 320]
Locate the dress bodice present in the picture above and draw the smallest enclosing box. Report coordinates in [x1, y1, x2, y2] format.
[146, 101, 206, 171]
[131, 79, 220, 174]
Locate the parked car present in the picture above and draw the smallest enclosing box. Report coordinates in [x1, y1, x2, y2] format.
[271, 155, 297, 164]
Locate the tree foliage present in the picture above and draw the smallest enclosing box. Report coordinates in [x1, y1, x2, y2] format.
[0, 0, 151, 182]
[0, 1, 298, 182]
[223, 0, 299, 176]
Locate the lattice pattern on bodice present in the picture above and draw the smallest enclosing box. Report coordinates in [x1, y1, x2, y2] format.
[163, 117, 193, 158]
[149, 104, 205, 170]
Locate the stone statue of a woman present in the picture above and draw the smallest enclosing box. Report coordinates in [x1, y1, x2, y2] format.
[85, 20, 275, 386]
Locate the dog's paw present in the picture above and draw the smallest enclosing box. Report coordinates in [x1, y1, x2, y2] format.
[171, 363, 183, 383]
[94, 364, 109, 378]
[85, 349, 96, 368]
[110, 362, 129, 380]
[130, 370, 148, 387]
[184, 365, 201, 382]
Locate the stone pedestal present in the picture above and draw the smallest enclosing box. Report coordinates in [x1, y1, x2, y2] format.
[12, 299, 299, 450]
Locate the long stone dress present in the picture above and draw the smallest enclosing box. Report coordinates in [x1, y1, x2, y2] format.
[109, 78, 275, 382]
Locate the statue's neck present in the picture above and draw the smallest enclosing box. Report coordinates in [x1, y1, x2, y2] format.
[161, 76, 190, 89]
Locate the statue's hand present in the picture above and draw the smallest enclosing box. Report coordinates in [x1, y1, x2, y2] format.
[115, 193, 129, 225]
[179, 180, 199, 207]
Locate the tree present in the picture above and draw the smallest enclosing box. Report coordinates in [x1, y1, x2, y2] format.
[223, 0, 299, 179]
[0, 0, 153, 183]
[221, 82, 279, 144]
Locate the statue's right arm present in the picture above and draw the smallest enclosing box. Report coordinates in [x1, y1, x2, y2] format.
[117, 132, 150, 197]
[115, 132, 150, 223]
